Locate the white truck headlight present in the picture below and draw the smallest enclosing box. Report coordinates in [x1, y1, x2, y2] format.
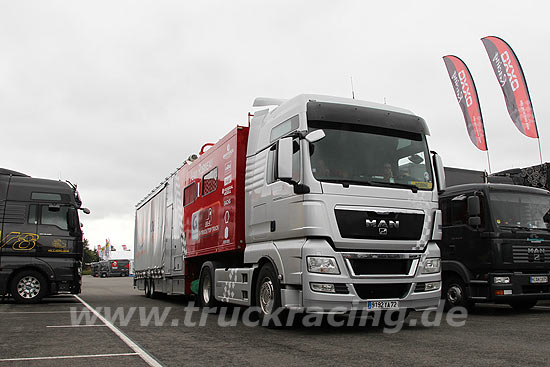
[307, 256, 340, 274]
[422, 258, 440, 274]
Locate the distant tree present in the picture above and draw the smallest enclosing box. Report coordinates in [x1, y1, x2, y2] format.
[83, 238, 100, 264]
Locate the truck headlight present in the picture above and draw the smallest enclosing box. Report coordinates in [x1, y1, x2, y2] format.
[307, 256, 340, 274]
[422, 258, 440, 274]
[494, 276, 510, 284]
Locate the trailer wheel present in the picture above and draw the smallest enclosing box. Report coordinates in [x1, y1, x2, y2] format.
[443, 276, 473, 311]
[10, 270, 48, 304]
[256, 263, 287, 327]
[198, 263, 218, 307]
[144, 280, 152, 298]
[509, 300, 537, 312]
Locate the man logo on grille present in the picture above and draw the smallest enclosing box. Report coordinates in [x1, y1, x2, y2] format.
[366, 219, 399, 236]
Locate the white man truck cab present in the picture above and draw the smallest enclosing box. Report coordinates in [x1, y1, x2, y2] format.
[134, 94, 445, 323]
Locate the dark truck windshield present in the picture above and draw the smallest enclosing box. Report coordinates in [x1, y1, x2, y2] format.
[308, 121, 433, 190]
[490, 190, 550, 230]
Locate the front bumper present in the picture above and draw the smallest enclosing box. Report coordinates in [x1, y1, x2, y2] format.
[489, 272, 550, 302]
[284, 239, 441, 312]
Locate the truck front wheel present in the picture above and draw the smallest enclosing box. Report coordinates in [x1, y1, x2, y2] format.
[11, 270, 48, 304]
[256, 263, 287, 327]
[443, 276, 473, 311]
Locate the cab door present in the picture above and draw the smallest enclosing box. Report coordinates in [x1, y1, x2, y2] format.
[442, 193, 491, 273]
[35, 204, 75, 256]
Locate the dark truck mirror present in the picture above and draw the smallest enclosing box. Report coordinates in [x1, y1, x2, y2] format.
[67, 208, 79, 232]
[467, 196, 481, 227]
[80, 207, 91, 215]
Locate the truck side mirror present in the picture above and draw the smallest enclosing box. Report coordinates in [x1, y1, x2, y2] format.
[467, 196, 480, 216]
[277, 137, 294, 183]
[467, 196, 481, 228]
[431, 152, 446, 192]
[305, 129, 325, 143]
[67, 208, 78, 232]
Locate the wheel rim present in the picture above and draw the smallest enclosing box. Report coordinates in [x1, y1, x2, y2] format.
[447, 284, 463, 305]
[202, 273, 211, 304]
[17, 276, 41, 299]
[259, 277, 274, 315]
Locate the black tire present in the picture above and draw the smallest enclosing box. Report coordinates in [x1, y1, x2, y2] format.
[100, 273, 107, 278]
[11, 270, 48, 304]
[255, 263, 288, 327]
[509, 300, 538, 312]
[144, 279, 152, 298]
[443, 276, 473, 311]
[198, 263, 218, 307]
[150, 280, 161, 299]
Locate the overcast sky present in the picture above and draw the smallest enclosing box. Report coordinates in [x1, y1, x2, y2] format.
[1, 1, 548, 252]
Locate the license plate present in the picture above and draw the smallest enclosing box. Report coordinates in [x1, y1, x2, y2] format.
[367, 300, 399, 310]
[530, 276, 548, 284]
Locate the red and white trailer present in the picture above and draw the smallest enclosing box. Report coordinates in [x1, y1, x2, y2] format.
[134, 126, 248, 296]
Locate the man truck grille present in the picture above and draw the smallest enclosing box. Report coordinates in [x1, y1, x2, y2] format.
[348, 258, 413, 275]
[353, 284, 411, 300]
[334, 209, 424, 240]
[512, 245, 550, 263]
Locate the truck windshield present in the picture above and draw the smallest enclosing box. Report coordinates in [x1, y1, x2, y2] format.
[308, 121, 433, 190]
[490, 191, 550, 230]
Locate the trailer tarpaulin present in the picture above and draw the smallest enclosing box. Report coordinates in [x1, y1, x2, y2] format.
[443, 55, 487, 151]
[481, 36, 538, 139]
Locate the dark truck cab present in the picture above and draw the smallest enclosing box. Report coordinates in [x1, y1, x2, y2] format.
[0, 168, 89, 303]
[440, 182, 550, 311]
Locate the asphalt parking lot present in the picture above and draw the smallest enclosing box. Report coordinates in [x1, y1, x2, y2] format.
[1, 276, 549, 366]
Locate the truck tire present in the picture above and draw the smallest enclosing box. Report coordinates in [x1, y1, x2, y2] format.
[443, 276, 473, 312]
[144, 279, 152, 298]
[10, 270, 48, 304]
[255, 263, 288, 327]
[198, 263, 218, 307]
[509, 300, 537, 312]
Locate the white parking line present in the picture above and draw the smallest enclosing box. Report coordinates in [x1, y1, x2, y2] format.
[0, 311, 90, 314]
[534, 306, 550, 310]
[0, 353, 139, 362]
[47, 324, 107, 328]
[74, 295, 163, 367]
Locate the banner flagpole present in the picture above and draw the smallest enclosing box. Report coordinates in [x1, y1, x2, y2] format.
[486, 150, 492, 174]
[537, 138, 543, 165]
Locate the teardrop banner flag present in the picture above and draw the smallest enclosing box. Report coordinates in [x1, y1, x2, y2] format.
[443, 55, 488, 151]
[481, 36, 538, 138]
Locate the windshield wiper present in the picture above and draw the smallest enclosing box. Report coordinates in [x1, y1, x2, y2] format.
[321, 179, 373, 188]
[371, 181, 419, 193]
[499, 224, 549, 232]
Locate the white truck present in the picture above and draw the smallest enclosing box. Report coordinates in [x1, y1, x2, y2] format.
[134, 94, 445, 322]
